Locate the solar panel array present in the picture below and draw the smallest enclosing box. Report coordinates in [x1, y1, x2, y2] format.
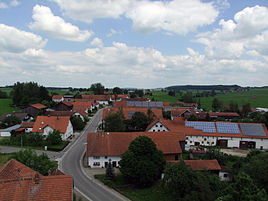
[240, 124, 266, 137]
[185, 121, 216, 133]
[126, 101, 163, 108]
[216, 123, 240, 134]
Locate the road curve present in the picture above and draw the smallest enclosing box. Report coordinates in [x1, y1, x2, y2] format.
[60, 109, 125, 201]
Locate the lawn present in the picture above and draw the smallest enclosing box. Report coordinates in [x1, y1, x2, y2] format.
[0, 152, 12, 166]
[199, 88, 268, 111]
[145, 92, 181, 106]
[0, 98, 18, 116]
[95, 174, 174, 201]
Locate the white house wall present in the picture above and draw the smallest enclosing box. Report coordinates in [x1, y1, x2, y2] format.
[63, 121, 73, 141]
[185, 135, 268, 149]
[148, 122, 169, 132]
[88, 156, 121, 168]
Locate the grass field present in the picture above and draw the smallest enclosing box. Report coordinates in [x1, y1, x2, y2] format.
[0, 99, 18, 116]
[146, 88, 268, 111]
[0, 87, 12, 96]
[199, 88, 268, 111]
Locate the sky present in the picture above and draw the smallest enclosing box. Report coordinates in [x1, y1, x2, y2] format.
[0, 0, 268, 88]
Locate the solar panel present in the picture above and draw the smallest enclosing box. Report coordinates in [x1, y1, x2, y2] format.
[185, 121, 216, 133]
[216, 123, 240, 134]
[240, 124, 266, 137]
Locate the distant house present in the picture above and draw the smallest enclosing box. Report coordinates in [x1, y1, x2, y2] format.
[52, 95, 64, 102]
[32, 116, 73, 140]
[184, 159, 221, 173]
[0, 124, 21, 137]
[87, 132, 185, 168]
[171, 108, 195, 119]
[15, 122, 34, 133]
[208, 112, 240, 120]
[0, 112, 30, 123]
[82, 95, 112, 105]
[102, 107, 163, 120]
[55, 101, 73, 111]
[0, 159, 73, 201]
[20, 103, 47, 118]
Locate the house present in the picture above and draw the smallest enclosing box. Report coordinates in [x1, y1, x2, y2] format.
[15, 122, 34, 133]
[102, 107, 163, 120]
[208, 112, 240, 120]
[219, 166, 232, 181]
[171, 108, 195, 119]
[87, 132, 186, 168]
[81, 95, 112, 105]
[146, 118, 268, 150]
[0, 124, 21, 137]
[52, 95, 64, 102]
[71, 101, 93, 120]
[55, 101, 73, 111]
[32, 116, 73, 140]
[184, 159, 221, 174]
[0, 112, 30, 123]
[0, 159, 72, 201]
[20, 103, 47, 118]
[44, 110, 75, 117]
[176, 101, 198, 108]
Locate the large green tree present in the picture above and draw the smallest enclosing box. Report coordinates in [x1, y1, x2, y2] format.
[46, 130, 62, 145]
[163, 161, 224, 201]
[212, 98, 223, 112]
[11, 82, 50, 106]
[104, 112, 125, 132]
[71, 116, 86, 131]
[119, 136, 165, 187]
[129, 111, 149, 131]
[90, 83, 105, 95]
[9, 149, 57, 175]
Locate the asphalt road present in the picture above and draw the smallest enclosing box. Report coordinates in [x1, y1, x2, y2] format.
[60, 109, 126, 201]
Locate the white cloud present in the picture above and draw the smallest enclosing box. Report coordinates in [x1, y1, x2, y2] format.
[90, 37, 103, 47]
[51, 0, 130, 23]
[0, 24, 47, 53]
[126, 0, 218, 34]
[0, 2, 7, 8]
[52, 0, 218, 35]
[29, 5, 93, 42]
[0, 41, 267, 88]
[213, 0, 230, 11]
[195, 5, 268, 59]
[10, 0, 20, 7]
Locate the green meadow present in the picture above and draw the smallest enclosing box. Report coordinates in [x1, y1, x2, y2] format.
[0, 99, 18, 116]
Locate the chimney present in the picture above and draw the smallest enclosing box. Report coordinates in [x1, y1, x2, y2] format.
[34, 173, 40, 184]
[107, 132, 109, 136]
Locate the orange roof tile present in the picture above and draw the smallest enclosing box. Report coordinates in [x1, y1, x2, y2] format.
[209, 112, 240, 117]
[171, 107, 195, 117]
[0, 160, 72, 201]
[32, 116, 70, 133]
[87, 132, 186, 157]
[81, 94, 112, 101]
[184, 160, 221, 171]
[30, 103, 47, 110]
[21, 122, 34, 128]
[52, 95, 63, 100]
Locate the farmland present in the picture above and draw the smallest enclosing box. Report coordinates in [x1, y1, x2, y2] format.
[0, 99, 18, 116]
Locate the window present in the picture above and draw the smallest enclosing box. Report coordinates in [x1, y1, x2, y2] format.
[186, 137, 188, 140]
[93, 156, 100, 159]
[153, 129, 155, 132]
[190, 141, 192, 143]
[105, 156, 108, 159]
[223, 174, 228, 178]
[185, 141, 188, 145]
[156, 125, 158, 127]
[204, 138, 207, 141]
[212, 142, 214, 144]
[158, 130, 160, 132]
[160, 125, 162, 127]
[207, 141, 210, 144]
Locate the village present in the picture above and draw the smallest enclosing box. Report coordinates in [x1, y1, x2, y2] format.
[1, 83, 268, 201]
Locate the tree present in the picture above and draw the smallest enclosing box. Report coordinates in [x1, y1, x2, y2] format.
[90, 83, 105, 95]
[71, 116, 86, 131]
[181, 92, 194, 103]
[163, 161, 224, 201]
[46, 130, 62, 145]
[212, 98, 222, 112]
[129, 112, 148, 131]
[104, 112, 125, 132]
[112, 87, 122, 95]
[9, 149, 57, 175]
[219, 172, 268, 201]
[229, 100, 239, 112]
[168, 90, 175, 96]
[147, 108, 156, 124]
[162, 111, 171, 120]
[241, 103, 251, 117]
[105, 159, 115, 180]
[119, 136, 166, 187]
[188, 114, 197, 121]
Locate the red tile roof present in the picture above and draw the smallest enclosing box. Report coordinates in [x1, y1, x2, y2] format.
[184, 160, 221, 171]
[81, 94, 112, 101]
[20, 122, 34, 128]
[71, 101, 92, 117]
[52, 95, 63, 100]
[30, 103, 47, 110]
[209, 112, 240, 117]
[102, 107, 163, 120]
[0, 159, 72, 201]
[44, 111, 75, 116]
[87, 132, 186, 157]
[32, 116, 70, 133]
[171, 108, 195, 117]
